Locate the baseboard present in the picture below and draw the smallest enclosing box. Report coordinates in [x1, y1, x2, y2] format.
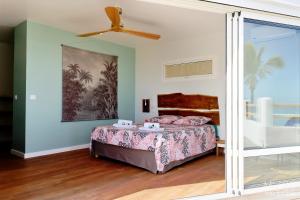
[10, 149, 25, 158]
[11, 143, 90, 159]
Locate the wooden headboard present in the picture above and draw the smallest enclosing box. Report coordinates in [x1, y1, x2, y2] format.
[157, 93, 220, 125]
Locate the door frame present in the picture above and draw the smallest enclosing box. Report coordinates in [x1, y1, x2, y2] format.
[235, 11, 300, 195]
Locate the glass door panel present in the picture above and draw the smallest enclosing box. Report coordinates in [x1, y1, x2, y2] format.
[243, 19, 300, 150]
[239, 13, 300, 192]
[245, 153, 300, 188]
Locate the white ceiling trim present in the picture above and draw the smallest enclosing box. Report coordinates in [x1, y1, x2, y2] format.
[141, 0, 300, 17]
[138, 0, 234, 13]
[260, 0, 300, 8]
[203, 0, 300, 17]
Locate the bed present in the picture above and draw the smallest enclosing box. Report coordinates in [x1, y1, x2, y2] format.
[90, 93, 220, 173]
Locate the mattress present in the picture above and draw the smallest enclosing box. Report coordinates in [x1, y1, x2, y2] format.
[90, 124, 216, 172]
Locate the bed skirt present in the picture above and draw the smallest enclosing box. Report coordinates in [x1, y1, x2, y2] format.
[91, 140, 215, 174]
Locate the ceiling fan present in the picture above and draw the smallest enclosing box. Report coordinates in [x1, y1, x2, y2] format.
[78, 6, 160, 40]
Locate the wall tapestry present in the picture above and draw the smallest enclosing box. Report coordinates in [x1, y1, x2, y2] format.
[62, 45, 118, 122]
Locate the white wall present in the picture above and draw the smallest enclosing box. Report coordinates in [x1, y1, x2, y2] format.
[135, 30, 226, 139]
[0, 42, 13, 97]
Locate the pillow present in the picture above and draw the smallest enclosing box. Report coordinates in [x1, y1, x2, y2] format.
[145, 115, 181, 124]
[173, 116, 211, 126]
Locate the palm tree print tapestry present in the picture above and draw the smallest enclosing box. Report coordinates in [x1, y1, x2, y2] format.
[62, 45, 118, 122]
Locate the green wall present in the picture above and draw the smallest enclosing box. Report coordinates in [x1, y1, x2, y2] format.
[13, 21, 135, 153]
[13, 22, 27, 152]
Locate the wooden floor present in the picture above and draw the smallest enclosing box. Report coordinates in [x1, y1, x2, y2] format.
[0, 149, 225, 200]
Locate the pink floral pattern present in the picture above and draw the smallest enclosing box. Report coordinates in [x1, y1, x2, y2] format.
[173, 116, 211, 126]
[91, 124, 216, 172]
[145, 115, 182, 124]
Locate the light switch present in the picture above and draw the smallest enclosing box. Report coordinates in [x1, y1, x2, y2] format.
[14, 95, 18, 100]
[30, 94, 37, 100]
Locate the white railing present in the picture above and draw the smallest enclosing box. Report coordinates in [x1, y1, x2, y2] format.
[245, 99, 300, 122]
[244, 98, 300, 148]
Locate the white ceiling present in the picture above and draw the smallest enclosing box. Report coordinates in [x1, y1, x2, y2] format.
[0, 0, 225, 46]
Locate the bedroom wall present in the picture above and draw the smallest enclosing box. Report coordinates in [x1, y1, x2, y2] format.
[135, 31, 226, 139]
[13, 21, 135, 153]
[13, 22, 27, 152]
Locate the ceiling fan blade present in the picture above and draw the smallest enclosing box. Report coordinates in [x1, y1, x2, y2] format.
[105, 7, 121, 27]
[77, 29, 112, 37]
[121, 28, 160, 40]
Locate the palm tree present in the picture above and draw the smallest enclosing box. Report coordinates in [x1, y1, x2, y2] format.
[93, 60, 118, 119]
[244, 43, 284, 103]
[79, 69, 93, 84]
[63, 64, 93, 121]
[67, 64, 80, 74]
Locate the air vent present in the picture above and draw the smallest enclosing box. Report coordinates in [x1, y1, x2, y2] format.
[164, 59, 213, 80]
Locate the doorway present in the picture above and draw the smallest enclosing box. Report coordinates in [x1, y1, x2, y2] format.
[0, 26, 14, 155]
[228, 11, 300, 195]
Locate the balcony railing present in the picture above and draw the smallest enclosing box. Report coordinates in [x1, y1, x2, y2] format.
[245, 100, 300, 124]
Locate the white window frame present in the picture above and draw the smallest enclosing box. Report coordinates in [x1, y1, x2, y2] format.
[236, 11, 300, 195]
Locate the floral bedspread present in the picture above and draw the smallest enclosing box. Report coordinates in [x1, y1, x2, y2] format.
[90, 124, 216, 172]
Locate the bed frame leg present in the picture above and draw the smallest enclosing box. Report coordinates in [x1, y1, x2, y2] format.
[90, 142, 99, 158]
[90, 147, 99, 158]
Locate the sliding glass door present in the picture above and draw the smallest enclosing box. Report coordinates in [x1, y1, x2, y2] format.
[236, 12, 300, 193]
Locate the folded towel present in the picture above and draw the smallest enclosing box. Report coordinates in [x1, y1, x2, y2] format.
[144, 122, 160, 129]
[139, 127, 164, 132]
[113, 123, 136, 129]
[118, 119, 133, 126]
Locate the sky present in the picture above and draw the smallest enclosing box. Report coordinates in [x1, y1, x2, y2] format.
[244, 20, 300, 106]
